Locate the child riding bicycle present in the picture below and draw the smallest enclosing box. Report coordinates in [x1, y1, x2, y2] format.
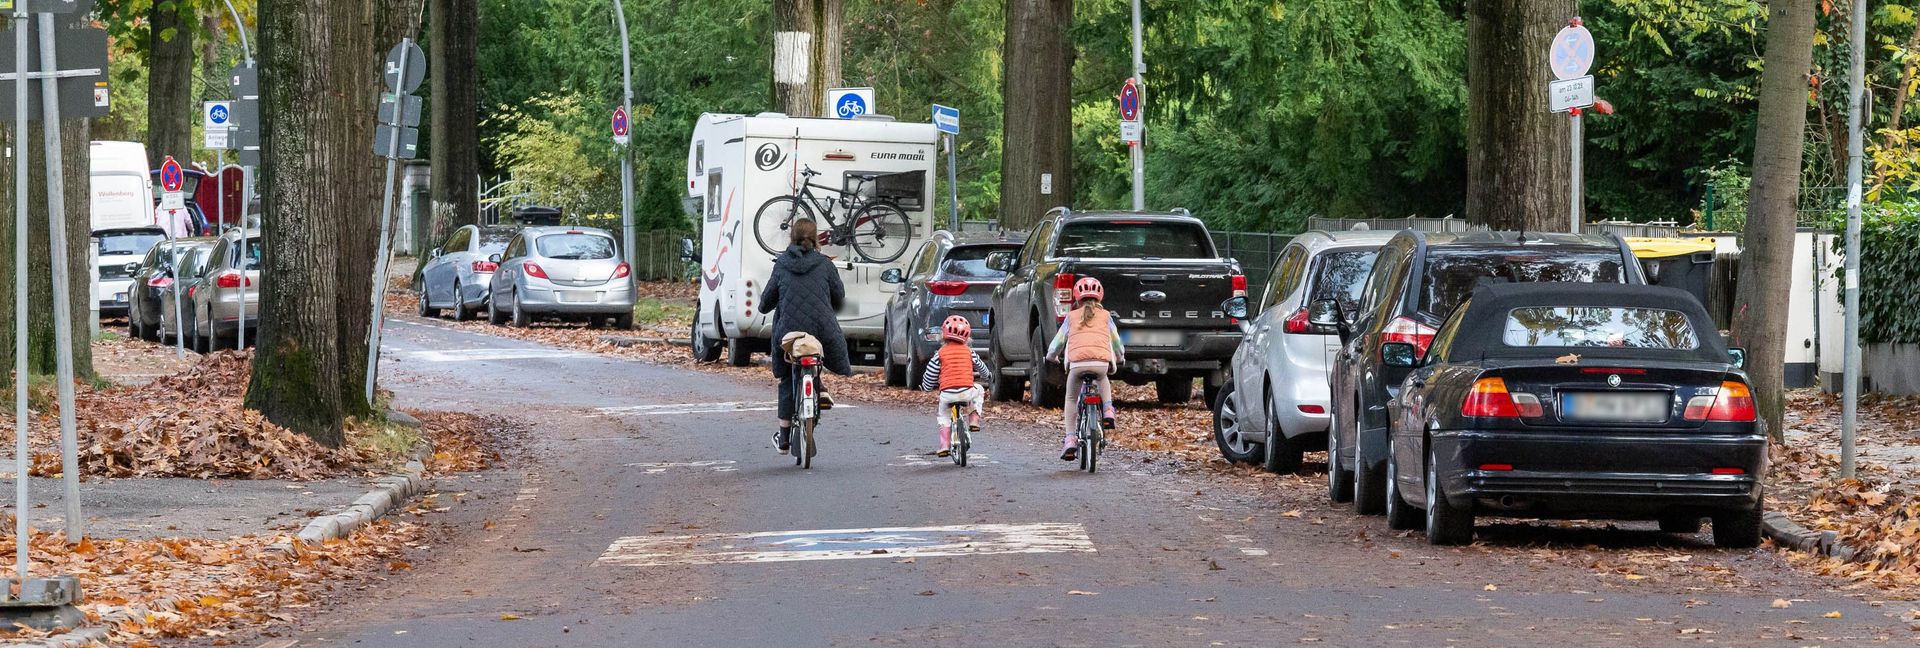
[920, 315, 990, 457]
[1044, 277, 1126, 461]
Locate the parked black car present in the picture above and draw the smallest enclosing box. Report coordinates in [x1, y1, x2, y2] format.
[985, 208, 1245, 406]
[1326, 230, 1647, 514]
[879, 230, 1026, 387]
[126, 239, 196, 342]
[1378, 282, 1763, 547]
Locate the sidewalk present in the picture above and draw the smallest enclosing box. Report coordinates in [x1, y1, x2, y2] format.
[1769, 390, 1920, 590]
[0, 476, 371, 540]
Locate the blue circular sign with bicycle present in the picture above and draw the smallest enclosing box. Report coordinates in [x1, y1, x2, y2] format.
[209, 104, 229, 125]
[835, 94, 867, 119]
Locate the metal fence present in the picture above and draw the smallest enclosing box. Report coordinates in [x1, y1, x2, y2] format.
[629, 230, 695, 282]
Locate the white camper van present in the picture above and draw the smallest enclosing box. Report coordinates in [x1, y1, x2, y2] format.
[686, 112, 937, 366]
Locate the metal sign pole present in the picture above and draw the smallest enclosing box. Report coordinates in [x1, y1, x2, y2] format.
[945, 133, 959, 232]
[1129, 0, 1145, 212]
[613, 0, 636, 276]
[1840, 0, 1866, 479]
[12, 0, 32, 580]
[364, 38, 416, 404]
[1569, 108, 1582, 234]
[33, 10, 80, 540]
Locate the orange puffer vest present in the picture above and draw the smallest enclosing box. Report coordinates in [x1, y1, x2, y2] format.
[1066, 306, 1114, 364]
[938, 343, 976, 390]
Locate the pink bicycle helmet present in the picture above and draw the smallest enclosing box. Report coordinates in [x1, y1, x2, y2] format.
[1073, 276, 1105, 302]
[941, 315, 972, 343]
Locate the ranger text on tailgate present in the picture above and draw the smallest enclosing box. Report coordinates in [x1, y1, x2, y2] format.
[985, 208, 1246, 406]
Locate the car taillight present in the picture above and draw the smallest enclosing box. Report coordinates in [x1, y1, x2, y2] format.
[1230, 274, 1247, 298]
[1382, 316, 1437, 358]
[524, 262, 547, 279]
[1284, 308, 1312, 334]
[612, 262, 631, 279]
[471, 260, 498, 273]
[1460, 377, 1542, 418]
[928, 280, 968, 296]
[1684, 381, 1756, 422]
[147, 277, 172, 288]
[215, 272, 250, 288]
[1053, 273, 1075, 320]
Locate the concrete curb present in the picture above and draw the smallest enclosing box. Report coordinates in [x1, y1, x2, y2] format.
[1762, 511, 1859, 562]
[596, 334, 689, 347]
[6, 625, 108, 647]
[268, 416, 435, 551]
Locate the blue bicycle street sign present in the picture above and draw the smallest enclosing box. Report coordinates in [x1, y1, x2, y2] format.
[827, 87, 874, 120]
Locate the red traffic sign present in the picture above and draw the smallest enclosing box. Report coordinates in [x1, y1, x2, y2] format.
[159, 156, 184, 193]
[1118, 78, 1141, 122]
[612, 105, 631, 138]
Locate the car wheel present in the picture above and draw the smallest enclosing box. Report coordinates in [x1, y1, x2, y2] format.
[986, 332, 1023, 402]
[1211, 383, 1263, 464]
[127, 309, 140, 339]
[487, 292, 507, 325]
[1202, 374, 1225, 408]
[417, 282, 439, 318]
[1328, 414, 1355, 503]
[451, 283, 472, 321]
[1385, 442, 1422, 531]
[1263, 406, 1304, 474]
[1352, 409, 1387, 515]
[691, 316, 722, 363]
[907, 352, 930, 392]
[1658, 515, 1704, 534]
[1424, 443, 1474, 545]
[511, 291, 531, 327]
[1155, 378, 1192, 404]
[1710, 495, 1763, 549]
[1028, 327, 1064, 408]
[882, 326, 907, 387]
[726, 337, 754, 367]
[612, 313, 633, 330]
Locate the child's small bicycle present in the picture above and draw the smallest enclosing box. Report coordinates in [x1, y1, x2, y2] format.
[1074, 373, 1105, 473]
[943, 399, 974, 467]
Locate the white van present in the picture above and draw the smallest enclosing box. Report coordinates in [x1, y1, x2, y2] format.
[686, 112, 937, 366]
[90, 141, 154, 232]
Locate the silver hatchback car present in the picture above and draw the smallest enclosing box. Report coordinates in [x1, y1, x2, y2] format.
[485, 226, 635, 329]
[1214, 230, 1391, 473]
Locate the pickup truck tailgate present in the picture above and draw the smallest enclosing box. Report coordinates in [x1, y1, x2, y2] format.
[1071, 261, 1239, 329]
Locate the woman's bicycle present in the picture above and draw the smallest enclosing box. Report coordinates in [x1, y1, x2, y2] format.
[753, 166, 913, 263]
[790, 354, 822, 469]
[1074, 374, 1105, 473]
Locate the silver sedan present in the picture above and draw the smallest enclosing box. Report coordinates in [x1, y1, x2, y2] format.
[485, 226, 635, 329]
[417, 224, 519, 320]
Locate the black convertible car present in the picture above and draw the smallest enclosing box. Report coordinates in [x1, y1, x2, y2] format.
[1380, 283, 1764, 548]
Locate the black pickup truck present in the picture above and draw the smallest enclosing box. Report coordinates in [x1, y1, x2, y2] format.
[983, 208, 1245, 406]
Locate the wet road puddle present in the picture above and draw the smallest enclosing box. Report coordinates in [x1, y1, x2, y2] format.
[596, 523, 1095, 566]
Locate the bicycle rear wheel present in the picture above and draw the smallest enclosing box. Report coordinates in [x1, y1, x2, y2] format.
[1083, 404, 1102, 473]
[800, 418, 815, 469]
[846, 201, 912, 263]
[754, 196, 814, 255]
[950, 404, 969, 467]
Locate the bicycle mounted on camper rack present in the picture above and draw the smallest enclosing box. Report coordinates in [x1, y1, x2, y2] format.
[753, 165, 913, 264]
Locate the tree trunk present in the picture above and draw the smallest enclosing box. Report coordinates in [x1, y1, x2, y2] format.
[146, 0, 196, 170]
[428, 0, 479, 245]
[771, 0, 842, 117]
[247, 0, 422, 444]
[998, 0, 1074, 231]
[1732, 0, 1817, 442]
[1465, 0, 1575, 232]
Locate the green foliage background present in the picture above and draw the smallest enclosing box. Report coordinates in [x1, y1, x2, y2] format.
[1856, 202, 1920, 344]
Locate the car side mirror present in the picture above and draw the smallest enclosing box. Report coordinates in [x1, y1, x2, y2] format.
[985, 251, 1014, 272]
[1380, 342, 1419, 368]
[488, 253, 502, 264]
[429, 247, 441, 259]
[880, 268, 906, 284]
[679, 238, 697, 262]
[1220, 296, 1249, 319]
[1308, 299, 1343, 328]
[1728, 347, 1747, 370]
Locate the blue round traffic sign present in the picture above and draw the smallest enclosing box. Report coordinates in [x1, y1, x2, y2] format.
[835, 93, 868, 119]
[160, 157, 184, 192]
[1119, 79, 1140, 121]
[209, 104, 229, 125]
[611, 105, 630, 138]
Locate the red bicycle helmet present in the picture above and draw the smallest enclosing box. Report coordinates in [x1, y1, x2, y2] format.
[941, 315, 972, 343]
[1073, 276, 1105, 302]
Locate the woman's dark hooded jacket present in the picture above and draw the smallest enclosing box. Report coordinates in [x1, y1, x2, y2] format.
[759, 245, 853, 377]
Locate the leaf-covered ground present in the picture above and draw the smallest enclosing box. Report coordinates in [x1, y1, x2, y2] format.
[1769, 391, 1920, 592]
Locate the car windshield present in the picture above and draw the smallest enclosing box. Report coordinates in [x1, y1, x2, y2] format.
[1055, 221, 1212, 259]
[1420, 248, 1625, 320]
[1309, 248, 1378, 313]
[537, 233, 615, 260]
[98, 231, 165, 257]
[1503, 306, 1699, 350]
[941, 245, 1017, 279]
[479, 229, 516, 254]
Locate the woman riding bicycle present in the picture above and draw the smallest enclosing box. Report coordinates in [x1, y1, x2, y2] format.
[1043, 277, 1126, 461]
[758, 218, 852, 453]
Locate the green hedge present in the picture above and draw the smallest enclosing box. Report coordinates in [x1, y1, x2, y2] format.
[1858, 202, 1920, 344]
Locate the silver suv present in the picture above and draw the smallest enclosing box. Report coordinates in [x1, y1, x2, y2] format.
[1213, 230, 1391, 472]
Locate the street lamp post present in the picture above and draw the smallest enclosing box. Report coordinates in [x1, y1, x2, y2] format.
[612, 0, 636, 274]
[222, 0, 253, 350]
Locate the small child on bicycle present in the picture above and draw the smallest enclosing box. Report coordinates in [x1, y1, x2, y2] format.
[919, 315, 990, 457]
[1044, 277, 1126, 461]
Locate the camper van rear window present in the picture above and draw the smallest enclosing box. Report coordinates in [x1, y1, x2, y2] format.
[844, 170, 926, 212]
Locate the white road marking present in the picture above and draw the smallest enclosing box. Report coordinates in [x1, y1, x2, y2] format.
[888, 453, 1000, 466]
[597, 522, 1095, 567]
[624, 460, 739, 473]
[590, 401, 857, 417]
[406, 348, 593, 363]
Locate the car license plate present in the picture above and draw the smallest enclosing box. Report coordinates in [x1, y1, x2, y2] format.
[1123, 329, 1183, 347]
[559, 291, 599, 304]
[1561, 392, 1669, 423]
[114, 292, 127, 303]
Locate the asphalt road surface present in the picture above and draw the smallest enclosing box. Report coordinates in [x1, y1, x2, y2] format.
[270, 317, 1917, 647]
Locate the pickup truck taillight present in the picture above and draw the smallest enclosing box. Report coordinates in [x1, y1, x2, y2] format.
[1231, 274, 1247, 298]
[215, 272, 251, 288]
[928, 280, 968, 296]
[1053, 273, 1076, 320]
